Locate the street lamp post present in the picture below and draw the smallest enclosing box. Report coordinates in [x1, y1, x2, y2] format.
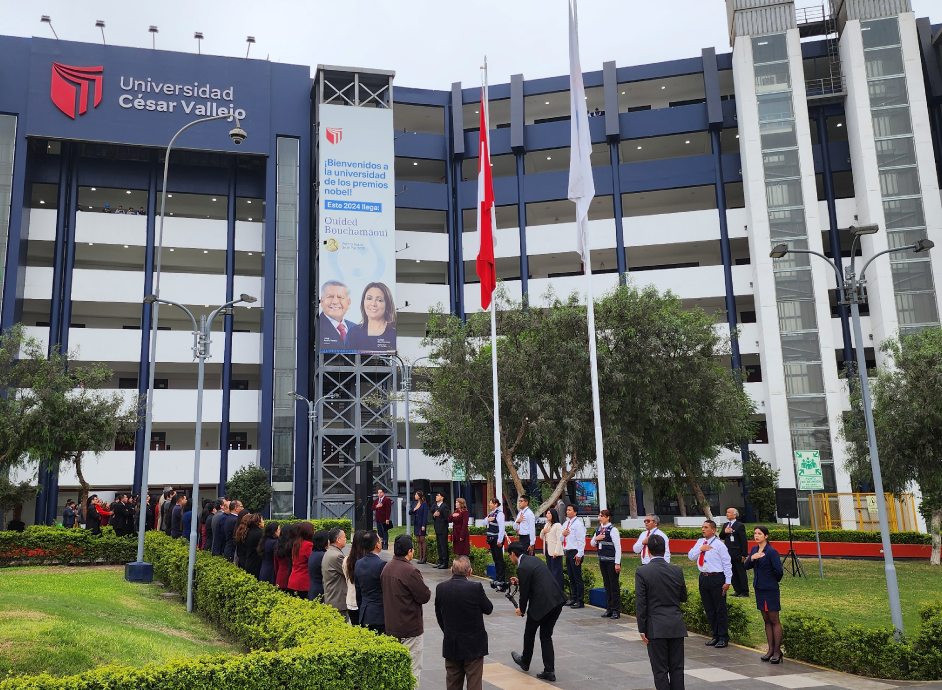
[289, 391, 337, 520]
[142, 293, 257, 613]
[128, 115, 247, 584]
[770, 226, 933, 637]
[387, 354, 430, 536]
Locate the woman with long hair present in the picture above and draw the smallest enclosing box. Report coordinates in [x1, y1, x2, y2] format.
[343, 529, 368, 625]
[233, 509, 252, 569]
[274, 523, 295, 590]
[287, 521, 315, 597]
[450, 497, 470, 557]
[541, 507, 565, 591]
[409, 490, 429, 564]
[346, 282, 397, 352]
[258, 521, 280, 585]
[238, 514, 265, 579]
[307, 530, 330, 600]
[746, 525, 785, 663]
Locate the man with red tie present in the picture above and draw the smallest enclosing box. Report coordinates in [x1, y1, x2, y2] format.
[318, 280, 357, 350]
[687, 519, 733, 648]
[633, 514, 671, 564]
[372, 487, 393, 550]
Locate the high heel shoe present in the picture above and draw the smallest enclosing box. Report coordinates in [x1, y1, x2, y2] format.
[770, 654, 784, 664]
[760, 653, 772, 662]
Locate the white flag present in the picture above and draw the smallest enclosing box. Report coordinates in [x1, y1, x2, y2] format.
[568, 0, 595, 266]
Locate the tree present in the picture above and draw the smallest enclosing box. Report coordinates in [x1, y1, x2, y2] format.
[0, 475, 36, 530]
[743, 451, 779, 521]
[17, 334, 142, 517]
[841, 327, 942, 565]
[226, 464, 273, 513]
[418, 284, 755, 519]
[0, 325, 37, 476]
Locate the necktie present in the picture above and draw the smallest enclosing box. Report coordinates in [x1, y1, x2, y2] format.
[698, 538, 710, 567]
[338, 322, 347, 340]
[643, 530, 651, 559]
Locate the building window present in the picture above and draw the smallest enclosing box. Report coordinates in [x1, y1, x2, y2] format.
[753, 33, 834, 463]
[0, 115, 16, 323]
[271, 137, 300, 517]
[861, 17, 939, 335]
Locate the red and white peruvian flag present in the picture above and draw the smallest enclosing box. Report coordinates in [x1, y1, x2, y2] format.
[476, 88, 497, 310]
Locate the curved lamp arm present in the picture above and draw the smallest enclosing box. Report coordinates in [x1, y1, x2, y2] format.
[770, 245, 844, 288]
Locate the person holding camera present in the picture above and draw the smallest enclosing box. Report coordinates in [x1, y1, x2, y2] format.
[507, 541, 567, 682]
[485, 498, 506, 583]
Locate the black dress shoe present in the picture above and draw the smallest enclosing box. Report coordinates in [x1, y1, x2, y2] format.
[770, 654, 784, 664]
[705, 638, 718, 646]
[714, 640, 729, 649]
[611, 612, 621, 620]
[511, 651, 529, 672]
[600, 610, 612, 618]
[570, 602, 584, 609]
[536, 671, 557, 681]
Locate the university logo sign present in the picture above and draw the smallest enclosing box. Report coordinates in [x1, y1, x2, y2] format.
[51, 62, 103, 119]
[326, 127, 343, 144]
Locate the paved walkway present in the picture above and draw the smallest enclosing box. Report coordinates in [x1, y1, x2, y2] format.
[383, 554, 941, 690]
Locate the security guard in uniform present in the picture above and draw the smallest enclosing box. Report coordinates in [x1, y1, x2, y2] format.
[485, 498, 507, 583]
[590, 508, 622, 619]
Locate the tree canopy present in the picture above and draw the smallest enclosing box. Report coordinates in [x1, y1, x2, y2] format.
[417, 283, 756, 518]
[841, 327, 942, 565]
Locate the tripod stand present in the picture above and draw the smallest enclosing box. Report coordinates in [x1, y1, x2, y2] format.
[783, 518, 805, 578]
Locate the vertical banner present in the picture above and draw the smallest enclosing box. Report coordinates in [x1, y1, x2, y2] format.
[317, 103, 396, 353]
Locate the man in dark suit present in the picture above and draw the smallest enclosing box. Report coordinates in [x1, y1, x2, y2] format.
[719, 508, 749, 597]
[431, 492, 450, 569]
[111, 494, 132, 537]
[508, 541, 567, 682]
[372, 488, 393, 550]
[224, 500, 243, 561]
[435, 555, 494, 690]
[211, 498, 230, 556]
[354, 531, 387, 633]
[318, 280, 357, 350]
[636, 535, 688, 690]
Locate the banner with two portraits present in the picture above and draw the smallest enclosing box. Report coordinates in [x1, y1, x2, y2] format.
[316, 103, 397, 354]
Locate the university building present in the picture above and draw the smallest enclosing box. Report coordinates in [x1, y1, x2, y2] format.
[2, 0, 940, 527]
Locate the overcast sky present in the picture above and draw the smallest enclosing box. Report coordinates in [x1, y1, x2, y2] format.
[2, 0, 939, 90]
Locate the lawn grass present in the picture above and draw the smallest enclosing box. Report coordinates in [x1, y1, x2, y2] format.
[578, 552, 940, 648]
[0, 566, 239, 677]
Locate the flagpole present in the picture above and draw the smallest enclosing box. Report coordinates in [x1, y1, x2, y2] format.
[483, 58, 503, 506]
[568, 0, 607, 511]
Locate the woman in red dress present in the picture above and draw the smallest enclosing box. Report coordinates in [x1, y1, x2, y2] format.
[450, 498, 470, 557]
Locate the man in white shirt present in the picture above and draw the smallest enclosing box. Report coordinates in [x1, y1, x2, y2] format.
[687, 519, 733, 648]
[318, 280, 357, 349]
[514, 495, 536, 555]
[633, 514, 671, 564]
[485, 498, 507, 583]
[561, 504, 586, 608]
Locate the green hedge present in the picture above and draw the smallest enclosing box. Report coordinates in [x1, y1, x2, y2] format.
[266, 519, 352, 534]
[0, 530, 412, 690]
[619, 527, 930, 545]
[782, 603, 942, 680]
[616, 578, 750, 644]
[0, 526, 137, 567]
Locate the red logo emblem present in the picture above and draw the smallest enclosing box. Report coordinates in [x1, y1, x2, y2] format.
[326, 127, 343, 144]
[51, 62, 103, 119]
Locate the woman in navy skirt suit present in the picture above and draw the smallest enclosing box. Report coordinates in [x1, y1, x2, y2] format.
[745, 525, 785, 663]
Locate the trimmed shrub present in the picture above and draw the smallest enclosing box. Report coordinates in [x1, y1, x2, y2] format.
[0, 526, 136, 567]
[782, 602, 942, 680]
[0, 530, 413, 690]
[269, 518, 352, 534]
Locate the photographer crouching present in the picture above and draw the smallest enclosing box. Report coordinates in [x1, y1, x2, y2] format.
[507, 541, 567, 682]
